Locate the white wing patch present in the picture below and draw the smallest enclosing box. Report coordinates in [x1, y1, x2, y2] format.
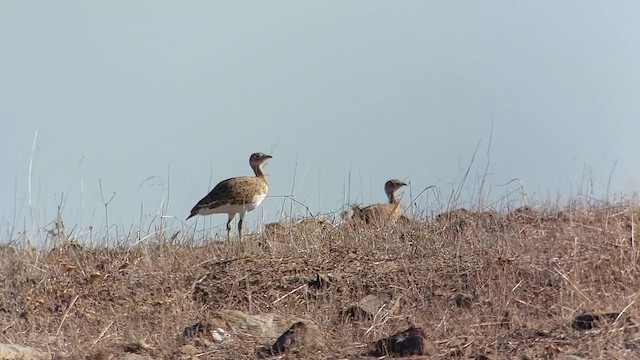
[249, 193, 267, 211]
[199, 192, 267, 216]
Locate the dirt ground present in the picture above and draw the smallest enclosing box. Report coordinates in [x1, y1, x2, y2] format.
[1, 204, 639, 359]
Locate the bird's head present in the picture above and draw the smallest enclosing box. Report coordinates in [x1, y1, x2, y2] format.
[385, 179, 407, 194]
[250, 152, 273, 167]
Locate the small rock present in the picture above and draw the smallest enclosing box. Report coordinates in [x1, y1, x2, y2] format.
[182, 321, 213, 339]
[308, 273, 332, 290]
[180, 344, 200, 356]
[446, 337, 470, 358]
[369, 327, 435, 357]
[572, 312, 622, 330]
[270, 321, 321, 355]
[556, 355, 589, 360]
[500, 311, 511, 328]
[121, 354, 155, 360]
[453, 292, 474, 308]
[447, 337, 466, 348]
[473, 353, 495, 360]
[448, 347, 467, 358]
[123, 341, 154, 355]
[207, 309, 320, 347]
[211, 327, 231, 344]
[191, 285, 210, 304]
[572, 313, 600, 330]
[0, 343, 47, 359]
[341, 294, 391, 320]
[194, 337, 213, 348]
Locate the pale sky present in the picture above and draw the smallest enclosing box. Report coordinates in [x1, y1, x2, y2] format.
[2, 2, 640, 242]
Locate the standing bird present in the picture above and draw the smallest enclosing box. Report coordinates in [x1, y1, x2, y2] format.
[187, 152, 272, 240]
[351, 179, 407, 226]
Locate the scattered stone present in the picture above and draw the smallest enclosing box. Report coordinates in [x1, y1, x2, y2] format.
[473, 354, 495, 360]
[453, 292, 474, 308]
[572, 312, 622, 330]
[447, 337, 466, 348]
[198, 309, 321, 348]
[0, 343, 47, 359]
[500, 311, 511, 328]
[121, 354, 155, 360]
[258, 321, 322, 357]
[443, 337, 471, 357]
[182, 321, 213, 339]
[191, 285, 210, 304]
[544, 276, 562, 288]
[211, 328, 231, 344]
[180, 344, 200, 356]
[307, 273, 332, 290]
[556, 355, 589, 360]
[180, 319, 233, 350]
[369, 327, 435, 357]
[572, 313, 599, 330]
[122, 340, 154, 355]
[341, 294, 391, 320]
[193, 337, 213, 348]
[448, 347, 467, 358]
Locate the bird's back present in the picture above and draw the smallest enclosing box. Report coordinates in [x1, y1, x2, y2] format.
[352, 202, 403, 226]
[188, 176, 268, 217]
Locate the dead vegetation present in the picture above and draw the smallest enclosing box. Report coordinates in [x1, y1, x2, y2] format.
[1, 204, 640, 359]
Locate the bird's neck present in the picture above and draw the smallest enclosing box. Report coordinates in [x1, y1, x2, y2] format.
[252, 163, 268, 183]
[387, 191, 398, 204]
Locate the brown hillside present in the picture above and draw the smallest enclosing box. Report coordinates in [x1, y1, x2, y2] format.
[1, 205, 639, 359]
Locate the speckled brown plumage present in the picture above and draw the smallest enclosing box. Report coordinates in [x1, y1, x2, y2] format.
[187, 152, 272, 239]
[352, 179, 407, 226]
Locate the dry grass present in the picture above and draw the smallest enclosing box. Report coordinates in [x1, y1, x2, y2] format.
[1, 204, 640, 359]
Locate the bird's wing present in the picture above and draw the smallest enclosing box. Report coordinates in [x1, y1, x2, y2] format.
[356, 203, 400, 224]
[190, 177, 264, 213]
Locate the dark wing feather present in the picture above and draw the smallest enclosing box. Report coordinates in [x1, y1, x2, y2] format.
[187, 177, 261, 219]
[190, 180, 232, 212]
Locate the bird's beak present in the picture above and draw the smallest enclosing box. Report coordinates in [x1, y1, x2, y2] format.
[265, 154, 273, 159]
[400, 182, 407, 186]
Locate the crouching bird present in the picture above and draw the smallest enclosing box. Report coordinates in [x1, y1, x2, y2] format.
[352, 179, 407, 226]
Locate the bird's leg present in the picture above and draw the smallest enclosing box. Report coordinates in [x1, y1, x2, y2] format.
[226, 216, 233, 241]
[238, 212, 246, 241]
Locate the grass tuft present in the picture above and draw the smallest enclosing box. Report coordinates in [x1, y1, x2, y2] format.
[1, 202, 639, 358]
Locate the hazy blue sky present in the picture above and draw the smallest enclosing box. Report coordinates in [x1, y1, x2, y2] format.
[2, 2, 639, 241]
